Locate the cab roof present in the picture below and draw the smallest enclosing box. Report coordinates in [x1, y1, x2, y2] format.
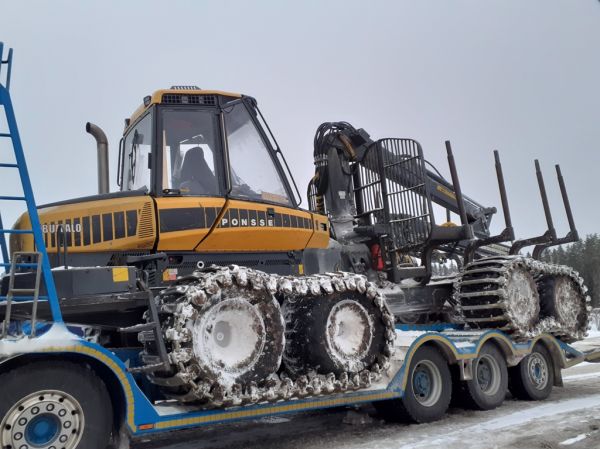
[127, 87, 242, 132]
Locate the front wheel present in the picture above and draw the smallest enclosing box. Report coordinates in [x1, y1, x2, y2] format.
[509, 344, 554, 401]
[376, 346, 452, 423]
[0, 361, 113, 449]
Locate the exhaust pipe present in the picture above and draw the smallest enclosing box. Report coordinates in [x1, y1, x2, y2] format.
[86, 122, 109, 194]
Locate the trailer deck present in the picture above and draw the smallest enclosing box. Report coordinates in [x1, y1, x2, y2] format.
[1, 322, 598, 437]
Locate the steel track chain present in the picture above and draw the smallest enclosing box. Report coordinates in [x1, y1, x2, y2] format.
[454, 255, 591, 341]
[143, 266, 396, 407]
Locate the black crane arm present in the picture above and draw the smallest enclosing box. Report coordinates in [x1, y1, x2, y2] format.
[310, 122, 496, 239]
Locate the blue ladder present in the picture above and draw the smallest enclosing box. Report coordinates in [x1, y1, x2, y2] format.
[0, 42, 63, 326]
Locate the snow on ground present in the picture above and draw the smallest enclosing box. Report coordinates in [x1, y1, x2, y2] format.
[133, 335, 600, 449]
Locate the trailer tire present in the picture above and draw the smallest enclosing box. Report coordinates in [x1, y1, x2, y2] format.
[459, 343, 508, 410]
[376, 346, 451, 423]
[509, 344, 554, 401]
[0, 360, 112, 449]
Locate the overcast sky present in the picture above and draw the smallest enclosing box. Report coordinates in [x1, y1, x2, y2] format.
[1, 0, 599, 261]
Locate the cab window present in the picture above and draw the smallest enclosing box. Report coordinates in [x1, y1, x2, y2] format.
[123, 113, 153, 191]
[161, 109, 220, 196]
[224, 103, 291, 206]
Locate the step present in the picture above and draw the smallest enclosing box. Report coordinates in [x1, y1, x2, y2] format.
[0, 163, 18, 168]
[0, 229, 33, 234]
[0, 196, 26, 201]
[0, 133, 11, 138]
[8, 288, 36, 294]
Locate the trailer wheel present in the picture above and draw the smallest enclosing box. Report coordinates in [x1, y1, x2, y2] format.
[460, 343, 508, 410]
[509, 344, 554, 401]
[376, 346, 451, 423]
[0, 361, 112, 449]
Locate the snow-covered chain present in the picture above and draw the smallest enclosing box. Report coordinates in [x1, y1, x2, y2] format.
[142, 266, 396, 407]
[454, 255, 590, 342]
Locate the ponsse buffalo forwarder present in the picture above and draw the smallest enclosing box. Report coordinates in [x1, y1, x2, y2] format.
[0, 43, 595, 449]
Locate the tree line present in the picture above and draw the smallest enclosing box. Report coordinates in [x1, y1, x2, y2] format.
[538, 234, 600, 307]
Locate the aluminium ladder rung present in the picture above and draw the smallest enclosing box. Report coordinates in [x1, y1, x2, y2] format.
[0, 229, 33, 234]
[9, 288, 37, 294]
[0, 133, 11, 138]
[0, 163, 18, 168]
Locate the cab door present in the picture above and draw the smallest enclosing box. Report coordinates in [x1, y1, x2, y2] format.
[197, 100, 315, 252]
[155, 107, 227, 250]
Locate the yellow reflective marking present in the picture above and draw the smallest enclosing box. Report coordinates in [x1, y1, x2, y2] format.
[112, 267, 130, 283]
[155, 391, 397, 429]
[40, 345, 137, 432]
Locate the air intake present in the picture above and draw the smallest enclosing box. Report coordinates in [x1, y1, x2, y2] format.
[161, 94, 217, 106]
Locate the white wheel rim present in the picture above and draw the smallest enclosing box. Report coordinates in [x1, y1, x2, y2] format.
[411, 360, 443, 407]
[193, 298, 266, 384]
[1, 390, 84, 449]
[326, 299, 373, 372]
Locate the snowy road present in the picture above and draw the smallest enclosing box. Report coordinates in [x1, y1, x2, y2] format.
[133, 338, 600, 449]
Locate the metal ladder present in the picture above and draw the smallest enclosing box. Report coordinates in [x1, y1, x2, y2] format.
[0, 42, 63, 336]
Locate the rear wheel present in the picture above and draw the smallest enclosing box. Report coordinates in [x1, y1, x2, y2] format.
[0, 361, 112, 449]
[538, 274, 588, 340]
[509, 344, 554, 401]
[376, 346, 451, 423]
[460, 343, 508, 410]
[283, 291, 387, 376]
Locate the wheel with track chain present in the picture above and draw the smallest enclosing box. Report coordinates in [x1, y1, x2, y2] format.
[140, 266, 396, 407]
[455, 255, 590, 341]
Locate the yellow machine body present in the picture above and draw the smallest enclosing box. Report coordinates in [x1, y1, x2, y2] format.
[11, 196, 329, 255]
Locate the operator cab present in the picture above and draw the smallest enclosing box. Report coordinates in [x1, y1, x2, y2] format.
[120, 87, 297, 207]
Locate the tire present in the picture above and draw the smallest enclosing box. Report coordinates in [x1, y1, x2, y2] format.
[151, 269, 286, 403]
[0, 360, 112, 449]
[538, 274, 588, 338]
[459, 343, 508, 410]
[282, 291, 386, 376]
[191, 286, 284, 387]
[375, 346, 452, 423]
[509, 344, 554, 401]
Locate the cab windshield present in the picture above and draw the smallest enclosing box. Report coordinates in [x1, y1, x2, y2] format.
[223, 102, 291, 206]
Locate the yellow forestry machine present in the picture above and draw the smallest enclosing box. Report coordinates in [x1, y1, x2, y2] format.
[3, 86, 589, 413]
